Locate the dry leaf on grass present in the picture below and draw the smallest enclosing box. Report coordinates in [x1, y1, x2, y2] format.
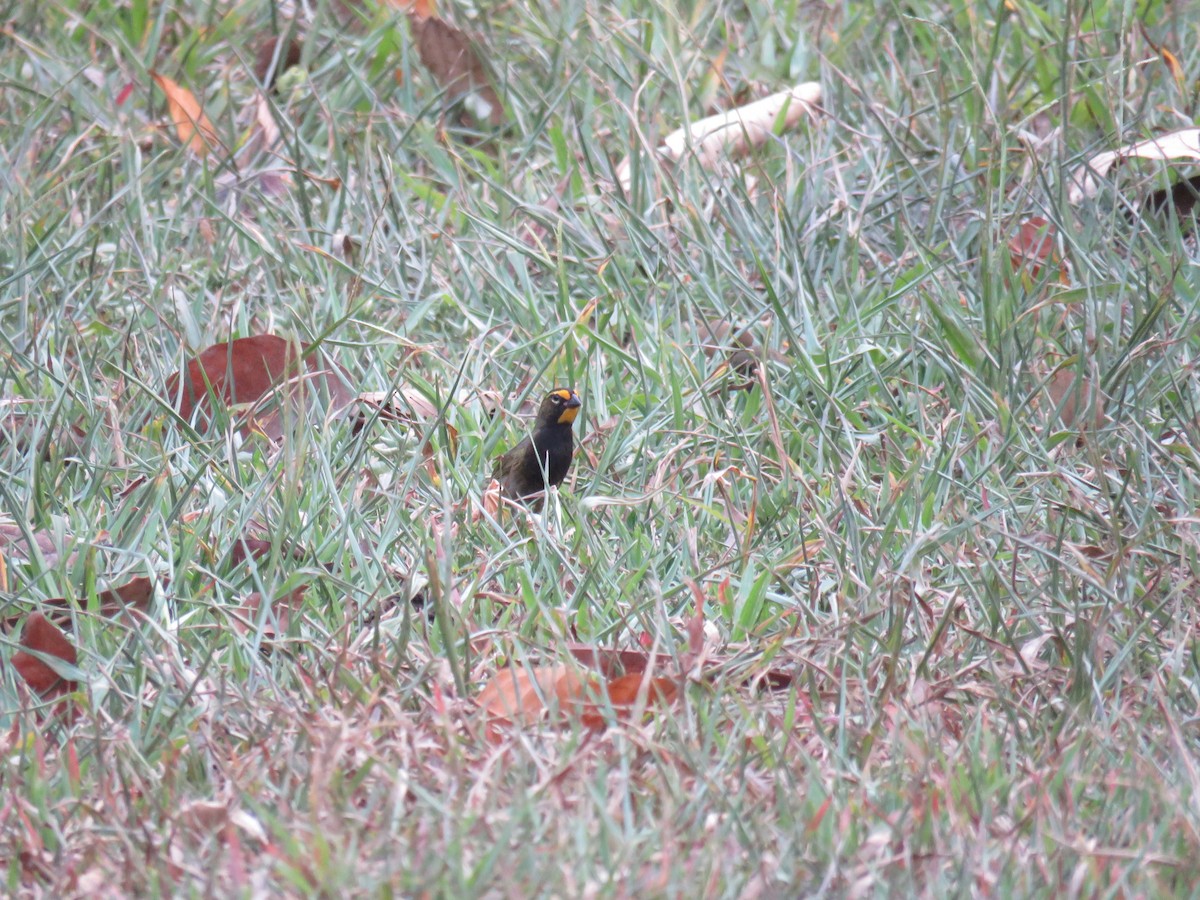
[476, 662, 680, 731]
[152, 72, 220, 158]
[477, 663, 597, 726]
[408, 8, 504, 126]
[1007, 216, 1062, 279]
[234, 585, 309, 641]
[1045, 369, 1105, 432]
[254, 35, 303, 90]
[166, 335, 356, 442]
[10, 612, 78, 698]
[616, 82, 821, 191]
[1068, 127, 1200, 203]
[0, 576, 157, 629]
[579, 672, 680, 731]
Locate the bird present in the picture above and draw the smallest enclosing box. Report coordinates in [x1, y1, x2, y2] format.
[492, 388, 581, 509]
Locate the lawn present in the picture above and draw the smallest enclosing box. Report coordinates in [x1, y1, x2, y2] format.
[3, 0, 1200, 894]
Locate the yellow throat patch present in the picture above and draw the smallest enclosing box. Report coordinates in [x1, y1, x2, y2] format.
[553, 389, 580, 424]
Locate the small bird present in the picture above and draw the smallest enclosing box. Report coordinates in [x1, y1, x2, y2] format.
[492, 388, 581, 508]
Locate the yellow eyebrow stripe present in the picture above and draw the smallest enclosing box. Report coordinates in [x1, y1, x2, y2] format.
[552, 389, 574, 401]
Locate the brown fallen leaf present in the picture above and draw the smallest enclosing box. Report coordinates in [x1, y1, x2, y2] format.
[580, 672, 679, 730]
[409, 11, 504, 126]
[1139, 23, 1186, 93]
[254, 35, 303, 90]
[0, 576, 158, 630]
[1007, 216, 1060, 279]
[166, 335, 357, 442]
[151, 72, 220, 158]
[476, 663, 597, 726]
[1045, 368, 1105, 432]
[11, 612, 78, 698]
[234, 585, 308, 641]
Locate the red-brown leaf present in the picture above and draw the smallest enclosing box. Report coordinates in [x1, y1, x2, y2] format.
[11, 613, 78, 697]
[235, 585, 308, 641]
[166, 335, 355, 441]
[580, 673, 679, 730]
[566, 644, 676, 678]
[1007, 216, 1058, 278]
[254, 36, 303, 90]
[409, 14, 504, 126]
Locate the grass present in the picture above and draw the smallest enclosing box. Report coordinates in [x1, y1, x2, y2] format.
[3, 0, 1200, 894]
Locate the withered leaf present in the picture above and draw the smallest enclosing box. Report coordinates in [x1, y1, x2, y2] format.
[1046, 369, 1105, 432]
[166, 335, 356, 442]
[254, 35, 303, 90]
[615, 82, 821, 191]
[476, 663, 597, 726]
[579, 672, 679, 730]
[151, 72, 220, 158]
[235, 585, 308, 641]
[409, 13, 504, 126]
[1007, 216, 1059, 278]
[11, 613, 78, 697]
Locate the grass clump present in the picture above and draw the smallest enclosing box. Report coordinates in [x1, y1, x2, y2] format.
[3, 0, 1200, 894]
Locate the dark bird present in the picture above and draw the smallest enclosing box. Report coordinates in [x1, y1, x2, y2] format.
[492, 388, 581, 508]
